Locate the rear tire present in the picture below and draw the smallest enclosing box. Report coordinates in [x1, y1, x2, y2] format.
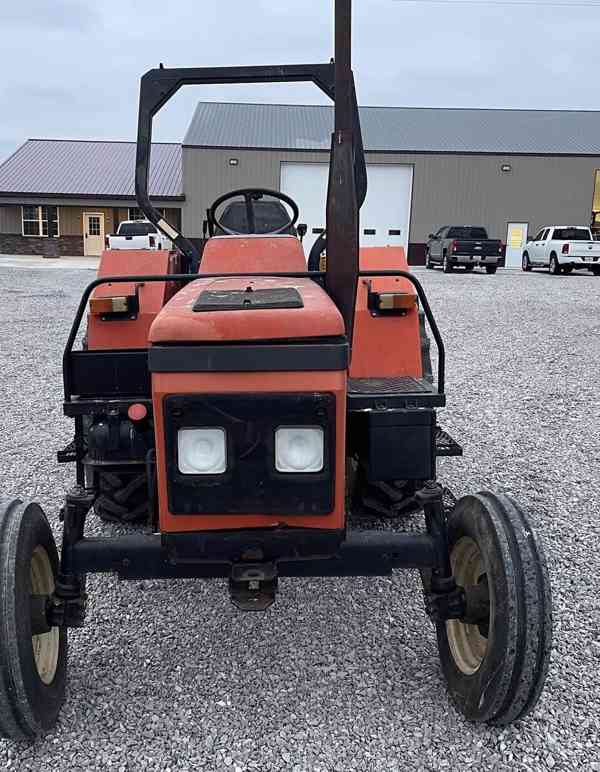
[436, 492, 552, 725]
[93, 470, 149, 524]
[443, 254, 453, 273]
[485, 265, 497, 275]
[0, 499, 67, 739]
[549, 253, 561, 275]
[522, 253, 532, 272]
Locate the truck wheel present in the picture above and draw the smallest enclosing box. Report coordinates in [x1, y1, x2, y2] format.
[442, 254, 453, 273]
[94, 470, 149, 524]
[522, 253, 532, 272]
[485, 265, 497, 275]
[0, 499, 67, 739]
[436, 492, 552, 725]
[425, 250, 433, 269]
[549, 254, 561, 275]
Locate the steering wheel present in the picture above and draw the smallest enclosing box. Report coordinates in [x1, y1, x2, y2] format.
[209, 188, 299, 236]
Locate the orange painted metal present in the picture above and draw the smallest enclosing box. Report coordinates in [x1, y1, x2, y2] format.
[199, 235, 307, 274]
[350, 247, 422, 379]
[87, 249, 182, 350]
[149, 276, 344, 344]
[152, 370, 347, 533]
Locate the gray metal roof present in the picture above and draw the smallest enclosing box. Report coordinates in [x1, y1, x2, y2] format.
[184, 102, 600, 155]
[0, 140, 182, 198]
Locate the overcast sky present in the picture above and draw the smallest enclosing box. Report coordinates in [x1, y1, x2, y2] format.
[1, 0, 598, 162]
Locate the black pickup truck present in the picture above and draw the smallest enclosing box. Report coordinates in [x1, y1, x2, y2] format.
[425, 226, 503, 274]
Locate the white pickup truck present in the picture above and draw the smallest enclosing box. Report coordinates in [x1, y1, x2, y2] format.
[522, 225, 600, 275]
[105, 220, 173, 251]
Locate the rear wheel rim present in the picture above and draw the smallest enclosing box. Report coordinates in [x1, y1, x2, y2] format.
[30, 546, 59, 685]
[446, 537, 490, 675]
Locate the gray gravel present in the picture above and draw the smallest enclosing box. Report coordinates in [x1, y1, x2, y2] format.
[0, 260, 599, 771]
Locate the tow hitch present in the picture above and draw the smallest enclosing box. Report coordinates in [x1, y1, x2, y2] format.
[229, 563, 278, 611]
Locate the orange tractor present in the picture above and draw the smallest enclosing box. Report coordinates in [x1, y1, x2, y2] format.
[0, 0, 551, 739]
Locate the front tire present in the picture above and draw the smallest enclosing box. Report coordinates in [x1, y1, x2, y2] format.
[0, 499, 67, 739]
[436, 492, 552, 725]
[485, 265, 497, 275]
[522, 253, 532, 272]
[425, 250, 433, 269]
[549, 253, 561, 275]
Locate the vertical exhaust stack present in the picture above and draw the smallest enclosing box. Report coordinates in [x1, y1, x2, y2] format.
[325, 0, 361, 348]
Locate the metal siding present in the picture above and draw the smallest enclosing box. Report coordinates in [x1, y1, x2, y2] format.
[184, 102, 600, 155]
[182, 147, 600, 243]
[182, 147, 326, 236]
[0, 205, 21, 234]
[58, 206, 115, 236]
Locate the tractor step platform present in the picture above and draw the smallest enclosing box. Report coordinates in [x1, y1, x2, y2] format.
[435, 427, 463, 457]
[347, 377, 445, 410]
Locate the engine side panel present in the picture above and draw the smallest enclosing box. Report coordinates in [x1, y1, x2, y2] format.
[87, 249, 182, 350]
[350, 247, 422, 378]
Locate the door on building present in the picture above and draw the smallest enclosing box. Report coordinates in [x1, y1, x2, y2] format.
[505, 222, 528, 268]
[280, 162, 413, 258]
[83, 212, 105, 256]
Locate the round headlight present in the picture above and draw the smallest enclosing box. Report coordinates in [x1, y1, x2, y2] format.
[275, 426, 324, 473]
[178, 428, 227, 474]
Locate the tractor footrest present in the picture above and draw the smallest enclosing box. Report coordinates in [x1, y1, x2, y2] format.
[57, 439, 79, 464]
[347, 377, 445, 410]
[435, 427, 463, 457]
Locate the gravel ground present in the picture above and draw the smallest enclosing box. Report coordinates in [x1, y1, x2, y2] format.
[0, 260, 598, 771]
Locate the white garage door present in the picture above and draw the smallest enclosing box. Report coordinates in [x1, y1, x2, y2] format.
[280, 162, 413, 257]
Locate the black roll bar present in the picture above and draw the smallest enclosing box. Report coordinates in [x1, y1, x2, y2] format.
[63, 271, 445, 401]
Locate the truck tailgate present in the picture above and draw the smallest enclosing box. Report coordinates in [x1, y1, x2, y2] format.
[569, 241, 600, 259]
[454, 239, 501, 256]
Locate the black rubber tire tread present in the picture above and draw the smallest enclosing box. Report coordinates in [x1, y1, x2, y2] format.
[522, 253, 532, 272]
[485, 265, 497, 274]
[0, 498, 67, 739]
[442, 254, 452, 273]
[436, 492, 552, 725]
[549, 253, 561, 275]
[425, 250, 433, 269]
[94, 470, 149, 524]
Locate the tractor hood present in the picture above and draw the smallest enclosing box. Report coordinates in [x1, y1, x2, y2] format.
[149, 276, 344, 344]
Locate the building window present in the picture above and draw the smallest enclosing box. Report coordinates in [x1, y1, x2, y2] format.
[128, 207, 164, 221]
[21, 205, 59, 237]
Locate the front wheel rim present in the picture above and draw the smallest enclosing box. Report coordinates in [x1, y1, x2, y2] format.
[446, 537, 490, 675]
[30, 546, 60, 685]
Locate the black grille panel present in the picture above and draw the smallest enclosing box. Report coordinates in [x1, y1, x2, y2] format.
[164, 393, 335, 516]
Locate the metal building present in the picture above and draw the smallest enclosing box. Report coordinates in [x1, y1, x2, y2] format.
[0, 140, 183, 257]
[182, 103, 600, 265]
